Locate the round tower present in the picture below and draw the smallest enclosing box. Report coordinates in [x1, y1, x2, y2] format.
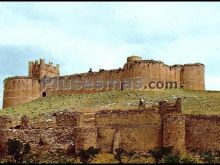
[123, 56, 168, 90]
[163, 113, 185, 154]
[180, 63, 205, 90]
[127, 55, 142, 63]
[3, 77, 40, 108]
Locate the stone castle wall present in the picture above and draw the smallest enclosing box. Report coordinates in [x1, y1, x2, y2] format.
[163, 113, 186, 154]
[0, 99, 220, 155]
[3, 56, 205, 108]
[185, 115, 220, 151]
[3, 77, 40, 108]
[43, 60, 204, 97]
[95, 108, 163, 152]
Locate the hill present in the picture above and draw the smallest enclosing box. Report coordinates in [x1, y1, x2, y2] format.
[1, 89, 220, 126]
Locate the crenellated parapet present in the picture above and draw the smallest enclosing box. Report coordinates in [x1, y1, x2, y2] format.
[180, 63, 205, 90]
[123, 56, 205, 90]
[2, 55, 205, 108]
[28, 58, 60, 79]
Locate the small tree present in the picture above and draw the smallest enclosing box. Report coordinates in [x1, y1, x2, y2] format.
[149, 146, 173, 163]
[163, 154, 197, 164]
[199, 150, 215, 163]
[127, 150, 135, 162]
[6, 138, 31, 163]
[215, 150, 220, 163]
[66, 144, 76, 156]
[181, 157, 197, 164]
[163, 154, 181, 164]
[114, 148, 127, 164]
[113, 148, 137, 163]
[78, 146, 100, 164]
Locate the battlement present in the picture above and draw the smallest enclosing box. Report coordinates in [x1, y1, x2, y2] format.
[1, 97, 220, 156]
[3, 55, 205, 108]
[28, 58, 60, 79]
[127, 55, 142, 63]
[183, 63, 205, 67]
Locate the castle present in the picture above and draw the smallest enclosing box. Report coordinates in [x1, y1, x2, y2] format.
[1, 56, 220, 159]
[3, 55, 205, 108]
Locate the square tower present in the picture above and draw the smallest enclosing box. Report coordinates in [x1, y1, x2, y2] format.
[28, 59, 60, 79]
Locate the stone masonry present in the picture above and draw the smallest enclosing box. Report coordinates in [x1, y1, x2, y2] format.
[1, 99, 219, 155]
[3, 55, 205, 108]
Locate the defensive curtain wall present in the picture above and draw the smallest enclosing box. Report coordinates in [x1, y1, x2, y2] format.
[3, 56, 205, 108]
[0, 98, 220, 156]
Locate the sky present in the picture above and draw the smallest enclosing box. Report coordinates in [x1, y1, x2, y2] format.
[0, 2, 220, 108]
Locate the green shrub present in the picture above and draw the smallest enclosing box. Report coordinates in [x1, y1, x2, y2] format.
[77, 146, 100, 164]
[180, 157, 197, 164]
[199, 150, 215, 163]
[149, 146, 197, 164]
[6, 138, 31, 163]
[162, 154, 181, 164]
[148, 146, 173, 163]
[114, 148, 127, 163]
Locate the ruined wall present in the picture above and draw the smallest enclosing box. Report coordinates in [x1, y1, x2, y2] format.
[185, 115, 220, 152]
[0, 113, 77, 154]
[163, 113, 185, 154]
[2, 98, 220, 156]
[4, 128, 76, 152]
[3, 77, 40, 108]
[95, 108, 163, 152]
[55, 111, 81, 127]
[158, 98, 182, 115]
[55, 111, 98, 152]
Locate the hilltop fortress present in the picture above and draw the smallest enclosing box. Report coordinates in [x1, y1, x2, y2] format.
[3, 55, 205, 108]
[2, 56, 220, 160]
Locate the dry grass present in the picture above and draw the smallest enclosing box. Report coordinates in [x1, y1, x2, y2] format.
[0, 89, 220, 125]
[0, 89, 219, 163]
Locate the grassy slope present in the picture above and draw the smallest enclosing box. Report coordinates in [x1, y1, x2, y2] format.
[0, 89, 220, 125]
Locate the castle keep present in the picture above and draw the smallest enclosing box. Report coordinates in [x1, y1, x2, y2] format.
[3, 55, 205, 108]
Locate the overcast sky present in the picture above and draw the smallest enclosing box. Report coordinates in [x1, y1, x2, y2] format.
[0, 2, 220, 108]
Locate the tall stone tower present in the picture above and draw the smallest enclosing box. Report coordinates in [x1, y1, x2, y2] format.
[3, 59, 60, 108]
[163, 113, 186, 154]
[28, 59, 60, 79]
[180, 64, 205, 90]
